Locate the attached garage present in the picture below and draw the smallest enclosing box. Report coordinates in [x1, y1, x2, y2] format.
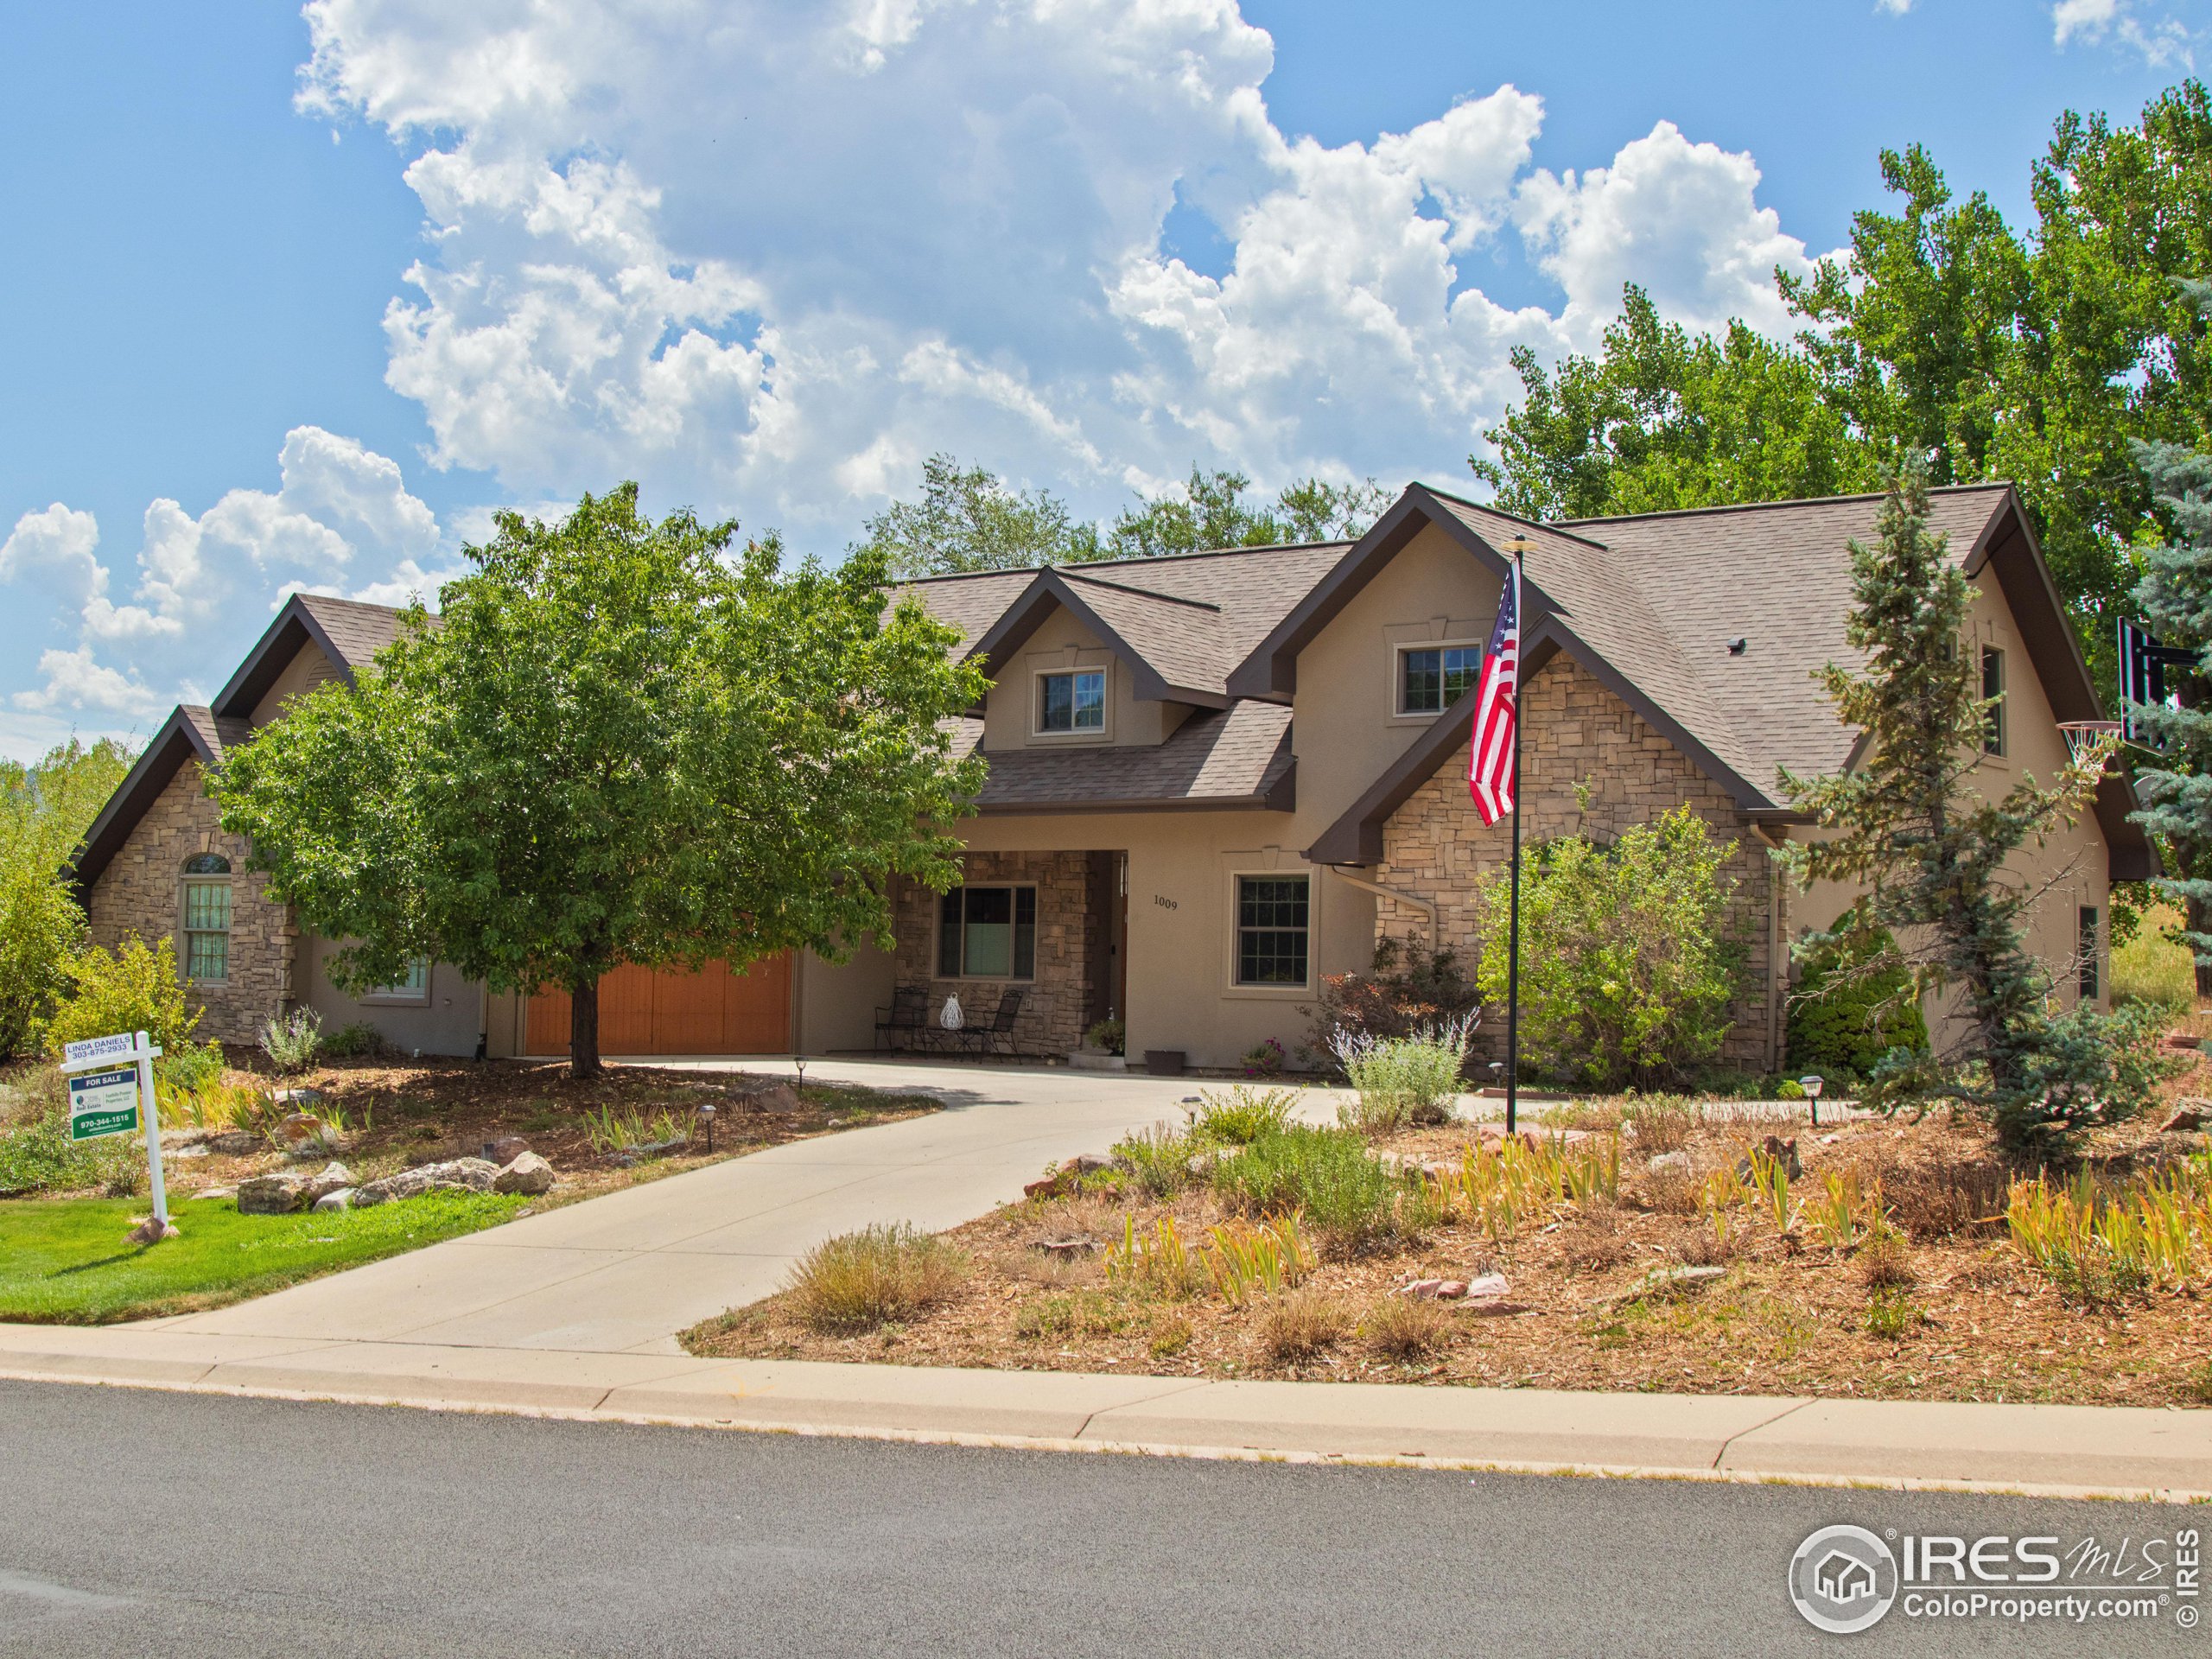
[524, 955, 792, 1056]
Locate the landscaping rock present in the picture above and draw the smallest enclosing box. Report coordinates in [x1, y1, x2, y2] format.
[301, 1161, 356, 1205]
[165, 1144, 208, 1160]
[273, 1087, 325, 1109]
[1400, 1278, 1470, 1300]
[125, 1215, 180, 1245]
[277, 1113, 334, 1154]
[1030, 1234, 1096, 1258]
[1732, 1134, 1802, 1183]
[1023, 1172, 1074, 1201]
[160, 1128, 214, 1148]
[611, 1136, 689, 1167]
[194, 1186, 234, 1201]
[493, 1151, 556, 1195]
[1645, 1150, 1692, 1176]
[736, 1082, 799, 1115]
[312, 1188, 355, 1213]
[1067, 1152, 1116, 1174]
[354, 1156, 501, 1207]
[237, 1170, 312, 1215]
[2164, 1103, 2208, 1133]
[206, 1131, 261, 1155]
[1461, 1272, 1511, 1300]
[483, 1135, 531, 1165]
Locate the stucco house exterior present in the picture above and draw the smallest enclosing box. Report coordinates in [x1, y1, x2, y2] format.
[70, 481, 2152, 1071]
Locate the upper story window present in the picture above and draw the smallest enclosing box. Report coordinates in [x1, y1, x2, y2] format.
[179, 853, 232, 983]
[1400, 645, 1480, 715]
[1981, 645, 2006, 756]
[1037, 668, 1106, 734]
[938, 885, 1037, 979]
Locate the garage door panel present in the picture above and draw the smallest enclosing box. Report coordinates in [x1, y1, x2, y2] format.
[524, 955, 791, 1055]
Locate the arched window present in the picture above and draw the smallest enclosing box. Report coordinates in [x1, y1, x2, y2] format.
[180, 854, 232, 982]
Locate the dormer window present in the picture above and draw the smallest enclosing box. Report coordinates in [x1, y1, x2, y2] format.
[1399, 644, 1480, 715]
[1037, 668, 1106, 734]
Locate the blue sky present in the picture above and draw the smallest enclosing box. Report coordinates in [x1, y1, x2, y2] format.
[0, 0, 2198, 760]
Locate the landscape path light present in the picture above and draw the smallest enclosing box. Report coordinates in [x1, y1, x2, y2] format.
[698, 1098, 716, 1154]
[1799, 1074, 1825, 1128]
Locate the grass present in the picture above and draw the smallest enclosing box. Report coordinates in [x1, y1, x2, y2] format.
[0, 1191, 527, 1323]
[2112, 902, 2198, 1014]
[1213, 1123, 1433, 1245]
[785, 1223, 969, 1333]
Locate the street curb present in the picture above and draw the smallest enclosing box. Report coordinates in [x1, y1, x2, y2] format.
[4, 1344, 2208, 1506]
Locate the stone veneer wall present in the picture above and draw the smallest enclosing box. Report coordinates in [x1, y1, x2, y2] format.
[84, 759, 295, 1045]
[1376, 655, 1775, 1071]
[892, 850, 1096, 1057]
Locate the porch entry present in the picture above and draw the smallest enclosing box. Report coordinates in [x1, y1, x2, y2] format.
[524, 954, 791, 1055]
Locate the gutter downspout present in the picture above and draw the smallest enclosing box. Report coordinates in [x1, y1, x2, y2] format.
[1325, 865, 1438, 948]
[1748, 824, 1786, 1075]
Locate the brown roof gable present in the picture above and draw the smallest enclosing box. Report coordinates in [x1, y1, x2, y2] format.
[68, 706, 251, 897]
[211, 591, 420, 720]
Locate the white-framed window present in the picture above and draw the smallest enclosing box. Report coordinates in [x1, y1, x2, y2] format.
[1398, 643, 1481, 715]
[179, 853, 232, 983]
[1233, 874, 1310, 987]
[1981, 645, 2006, 756]
[2078, 906, 2100, 1000]
[1035, 667, 1106, 734]
[359, 957, 431, 1005]
[938, 885, 1038, 978]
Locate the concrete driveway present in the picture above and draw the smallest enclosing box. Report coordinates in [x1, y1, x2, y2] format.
[160, 1059, 1300, 1357]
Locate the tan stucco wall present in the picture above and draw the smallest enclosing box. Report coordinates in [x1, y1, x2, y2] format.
[794, 943, 899, 1054]
[85, 760, 295, 1045]
[302, 936, 485, 1058]
[978, 605, 1192, 751]
[249, 639, 339, 728]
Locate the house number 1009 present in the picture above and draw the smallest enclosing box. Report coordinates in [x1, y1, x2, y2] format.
[1152, 893, 1178, 911]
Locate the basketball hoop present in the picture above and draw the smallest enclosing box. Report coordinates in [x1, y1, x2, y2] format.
[2058, 720, 2125, 764]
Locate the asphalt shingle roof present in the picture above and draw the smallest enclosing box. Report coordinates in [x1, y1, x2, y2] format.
[963, 702, 1294, 810]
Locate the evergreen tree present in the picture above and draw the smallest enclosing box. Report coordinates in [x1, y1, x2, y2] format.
[2127, 336, 2212, 997]
[1781, 464, 2162, 1152]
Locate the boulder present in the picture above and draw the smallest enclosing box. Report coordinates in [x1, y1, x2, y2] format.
[312, 1188, 355, 1213]
[1067, 1153, 1116, 1174]
[1461, 1272, 1511, 1300]
[354, 1157, 501, 1208]
[737, 1082, 800, 1115]
[273, 1087, 325, 1109]
[277, 1113, 334, 1153]
[238, 1170, 312, 1215]
[1030, 1234, 1096, 1258]
[125, 1215, 181, 1245]
[1399, 1278, 1470, 1301]
[1645, 1150, 1692, 1176]
[206, 1131, 261, 1156]
[493, 1151, 556, 1196]
[301, 1161, 356, 1205]
[2163, 1103, 2208, 1134]
[483, 1135, 531, 1166]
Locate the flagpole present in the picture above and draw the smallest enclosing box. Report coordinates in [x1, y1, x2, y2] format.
[1503, 549, 1524, 1137]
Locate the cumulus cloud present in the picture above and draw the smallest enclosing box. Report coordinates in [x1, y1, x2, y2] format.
[2052, 0, 2194, 66]
[11, 427, 447, 723]
[295, 0, 1832, 543]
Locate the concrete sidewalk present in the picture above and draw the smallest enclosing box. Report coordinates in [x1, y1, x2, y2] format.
[2, 1322, 2205, 1502]
[155, 1058, 1227, 1356]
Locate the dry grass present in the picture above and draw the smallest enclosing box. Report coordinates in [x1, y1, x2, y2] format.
[1259, 1291, 1353, 1360]
[1359, 1294, 1453, 1359]
[1854, 1233, 1918, 1290]
[785, 1224, 969, 1333]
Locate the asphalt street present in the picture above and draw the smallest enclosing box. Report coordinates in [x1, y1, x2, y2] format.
[0, 1379, 2196, 1657]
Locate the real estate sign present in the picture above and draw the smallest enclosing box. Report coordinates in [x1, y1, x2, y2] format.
[67, 1065, 141, 1141]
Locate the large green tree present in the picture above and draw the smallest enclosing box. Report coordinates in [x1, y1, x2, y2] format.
[1781, 467, 2161, 1153]
[1106, 466, 1390, 557]
[219, 485, 986, 1077]
[0, 738, 132, 1057]
[1472, 286, 1883, 522]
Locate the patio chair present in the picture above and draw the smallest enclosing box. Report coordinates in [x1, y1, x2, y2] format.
[959, 986, 1027, 1058]
[873, 986, 928, 1052]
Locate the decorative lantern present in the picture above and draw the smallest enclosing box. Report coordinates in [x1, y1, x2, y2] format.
[1799, 1075, 1824, 1128]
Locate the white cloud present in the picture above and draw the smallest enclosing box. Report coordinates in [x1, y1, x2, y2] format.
[11, 427, 447, 721]
[295, 1, 1834, 542]
[1876, 0, 1914, 14]
[2052, 0, 2194, 66]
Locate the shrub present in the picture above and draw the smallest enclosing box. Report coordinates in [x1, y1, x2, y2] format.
[1476, 805, 1745, 1090]
[155, 1042, 225, 1096]
[321, 1021, 387, 1060]
[0, 1085, 140, 1198]
[259, 1007, 323, 1074]
[0, 868, 85, 1061]
[1331, 1013, 1475, 1134]
[1303, 937, 1479, 1063]
[42, 935, 205, 1061]
[1623, 1096, 1694, 1154]
[1360, 1295, 1453, 1359]
[1259, 1290, 1352, 1360]
[1109, 1123, 1195, 1198]
[785, 1224, 969, 1332]
[1239, 1037, 1285, 1077]
[1191, 1085, 1297, 1147]
[0, 738, 131, 1059]
[1214, 1123, 1429, 1246]
[1083, 1015, 1125, 1055]
[1775, 1077, 1806, 1100]
[1785, 912, 1929, 1080]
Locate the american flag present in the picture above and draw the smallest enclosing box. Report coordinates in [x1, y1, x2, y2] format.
[1466, 559, 1520, 825]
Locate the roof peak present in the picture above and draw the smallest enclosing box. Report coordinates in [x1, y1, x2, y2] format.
[1554, 480, 2014, 529]
[897, 538, 1351, 587]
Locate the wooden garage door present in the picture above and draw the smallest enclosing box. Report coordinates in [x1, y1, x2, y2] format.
[524, 956, 791, 1055]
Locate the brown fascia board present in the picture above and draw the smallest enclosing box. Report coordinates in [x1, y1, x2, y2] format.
[1303, 625, 1770, 867]
[67, 706, 221, 899]
[962, 568, 1230, 709]
[210, 594, 362, 720]
[1225, 486, 1573, 701]
[976, 791, 1287, 816]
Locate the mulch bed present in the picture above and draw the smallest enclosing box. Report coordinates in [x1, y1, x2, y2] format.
[689, 1081, 2212, 1408]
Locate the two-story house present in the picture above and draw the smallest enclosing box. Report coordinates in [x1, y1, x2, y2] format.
[71, 480, 2151, 1071]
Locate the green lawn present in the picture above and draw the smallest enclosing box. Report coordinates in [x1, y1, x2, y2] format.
[0, 1191, 527, 1324]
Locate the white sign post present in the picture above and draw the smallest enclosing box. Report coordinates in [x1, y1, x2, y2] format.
[61, 1029, 172, 1236]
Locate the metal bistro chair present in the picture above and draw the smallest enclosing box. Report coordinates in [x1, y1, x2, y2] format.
[873, 986, 928, 1052]
[960, 986, 1027, 1059]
